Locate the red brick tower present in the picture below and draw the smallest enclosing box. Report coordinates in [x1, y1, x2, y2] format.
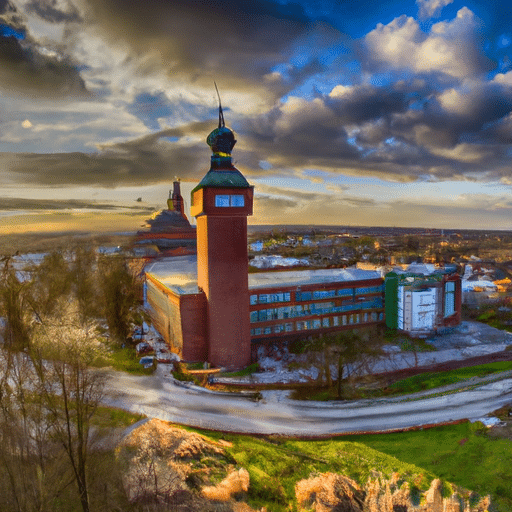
[190, 112, 253, 370]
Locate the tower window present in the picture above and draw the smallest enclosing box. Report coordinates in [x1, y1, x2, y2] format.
[215, 194, 245, 207]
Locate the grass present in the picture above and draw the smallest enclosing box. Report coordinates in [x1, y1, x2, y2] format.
[184, 428, 435, 511]
[388, 360, 512, 394]
[92, 406, 145, 429]
[99, 346, 156, 375]
[346, 421, 512, 512]
[291, 360, 512, 401]
[183, 420, 512, 511]
[219, 362, 260, 377]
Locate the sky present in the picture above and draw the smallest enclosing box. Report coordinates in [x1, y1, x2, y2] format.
[2, 0, 512, 232]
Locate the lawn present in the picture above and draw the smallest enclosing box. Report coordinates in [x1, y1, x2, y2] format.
[186, 420, 512, 511]
[388, 360, 512, 394]
[347, 421, 512, 512]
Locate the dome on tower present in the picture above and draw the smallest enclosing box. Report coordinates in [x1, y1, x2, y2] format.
[207, 126, 236, 155]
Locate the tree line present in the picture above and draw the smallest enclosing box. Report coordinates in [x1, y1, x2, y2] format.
[0, 247, 143, 512]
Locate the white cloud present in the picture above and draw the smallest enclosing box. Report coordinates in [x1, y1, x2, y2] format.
[416, 0, 453, 20]
[21, 119, 33, 129]
[364, 8, 490, 78]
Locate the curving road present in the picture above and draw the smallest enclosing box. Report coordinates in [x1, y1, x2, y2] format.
[101, 367, 512, 435]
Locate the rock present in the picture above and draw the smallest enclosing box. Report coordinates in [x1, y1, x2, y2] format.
[295, 471, 492, 512]
[424, 478, 443, 512]
[202, 468, 250, 502]
[295, 472, 365, 511]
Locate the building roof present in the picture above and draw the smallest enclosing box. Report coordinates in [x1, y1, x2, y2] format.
[248, 268, 382, 290]
[192, 166, 250, 192]
[145, 255, 382, 296]
[145, 255, 200, 295]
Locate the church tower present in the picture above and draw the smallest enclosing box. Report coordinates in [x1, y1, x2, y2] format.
[190, 110, 253, 369]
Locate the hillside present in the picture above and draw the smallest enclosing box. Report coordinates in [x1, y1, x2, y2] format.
[116, 418, 493, 512]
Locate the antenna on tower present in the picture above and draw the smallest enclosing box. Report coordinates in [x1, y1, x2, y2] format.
[214, 81, 225, 128]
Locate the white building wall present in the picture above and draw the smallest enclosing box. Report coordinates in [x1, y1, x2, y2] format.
[411, 288, 436, 331]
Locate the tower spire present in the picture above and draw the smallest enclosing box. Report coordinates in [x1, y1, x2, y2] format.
[214, 81, 225, 128]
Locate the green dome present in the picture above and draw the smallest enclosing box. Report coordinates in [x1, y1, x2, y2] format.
[207, 126, 236, 154]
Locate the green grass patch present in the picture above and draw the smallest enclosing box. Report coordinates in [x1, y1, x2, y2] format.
[186, 361, 206, 370]
[92, 406, 145, 429]
[346, 421, 512, 512]
[98, 346, 155, 375]
[181, 429, 434, 512]
[219, 362, 260, 377]
[389, 360, 512, 394]
[399, 338, 437, 353]
[165, 421, 512, 511]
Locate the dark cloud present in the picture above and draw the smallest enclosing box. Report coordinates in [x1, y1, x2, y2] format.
[25, 0, 82, 23]
[0, 2, 88, 96]
[0, 37, 89, 96]
[2, 125, 218, 187]
[84, 0, 339, 100]
[325, 84, 409, 124]
[0, 197, 152, 210]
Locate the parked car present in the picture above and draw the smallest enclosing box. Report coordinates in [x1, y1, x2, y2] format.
[139, 356, 156, 369]
[136, 342, 154, 355]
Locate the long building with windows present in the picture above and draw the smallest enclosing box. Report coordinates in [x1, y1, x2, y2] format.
[145, 257, 385, 364]
[144, 116, 460, 369]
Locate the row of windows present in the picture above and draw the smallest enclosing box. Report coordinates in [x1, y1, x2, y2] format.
[296, 285, 384, 301]
[250, 298, 384, 323]
[250, 292, 291, 305]
[250, 312, 384, 337]
[250, 285, 384, 305]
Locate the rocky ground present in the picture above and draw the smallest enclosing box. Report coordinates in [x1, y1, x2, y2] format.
[115, 418, 493, 512]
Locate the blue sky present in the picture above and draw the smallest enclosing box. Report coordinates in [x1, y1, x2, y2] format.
[2, 0, 512, 230]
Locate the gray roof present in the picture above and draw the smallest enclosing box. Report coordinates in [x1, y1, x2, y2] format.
[145, 255, 382, 296]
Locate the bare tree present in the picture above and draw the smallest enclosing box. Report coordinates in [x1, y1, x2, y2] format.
[308, 327, 385, 398]
[31, 312, 106, 512]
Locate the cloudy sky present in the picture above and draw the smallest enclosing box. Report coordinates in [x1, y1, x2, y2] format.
[2, 0, 512, 231]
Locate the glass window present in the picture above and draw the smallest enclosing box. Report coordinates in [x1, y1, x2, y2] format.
[254, 328, 262, 335]
[333, 316, 339, 326]
[250, 294, 258, 305]
[250, 311, 258, 323]
[313, 319, 321, 329]
[215, 194, 230, 207]
[322, 317, 330, 327]
[230, 194, 245, 207]
[296, 291, 312, 301]
[285, 323, 293, 332]
[342, 316, 347, 325]
[264, 327, 272, 334]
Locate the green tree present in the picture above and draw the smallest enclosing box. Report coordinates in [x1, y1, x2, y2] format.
[71, 247, 101, 324]
[0, 263, 33, 350]
[98, 256, 141, 345]
[30, 251, 72, 318]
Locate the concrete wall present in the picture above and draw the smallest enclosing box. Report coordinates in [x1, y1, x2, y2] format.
[145, 274, 207, 361]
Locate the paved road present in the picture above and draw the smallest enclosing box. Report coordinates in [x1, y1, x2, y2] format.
[101, 367, 512, 435]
